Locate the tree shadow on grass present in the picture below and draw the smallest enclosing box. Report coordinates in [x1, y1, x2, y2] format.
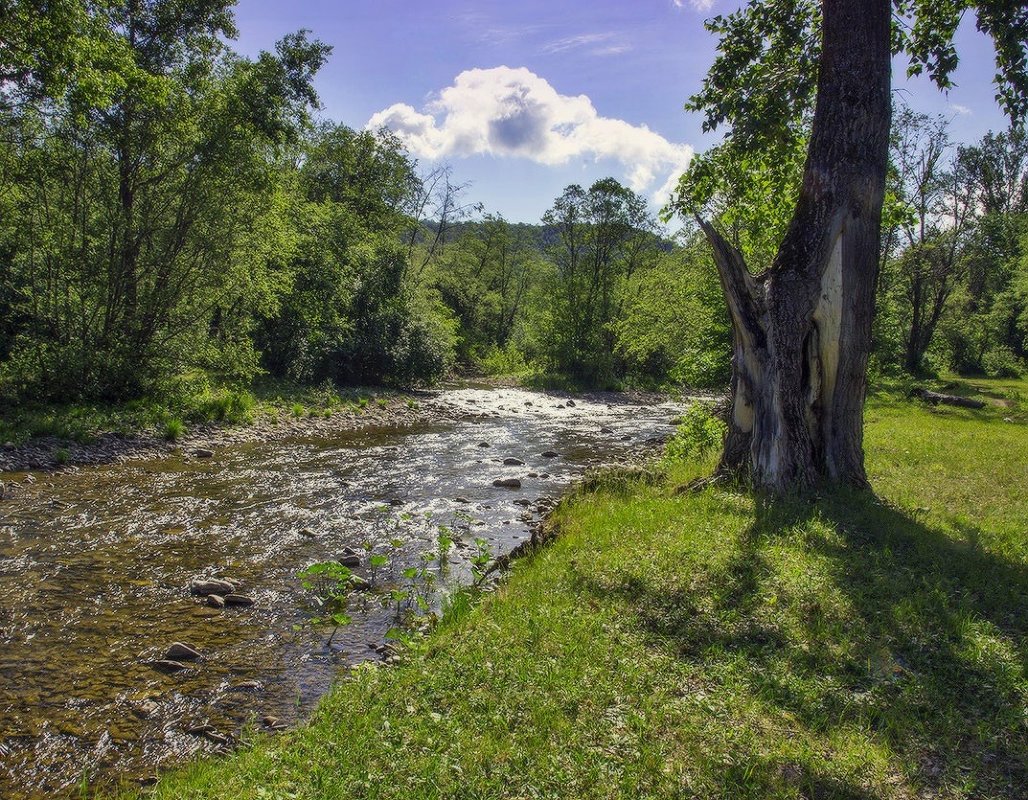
[583, 489, 1028, 798]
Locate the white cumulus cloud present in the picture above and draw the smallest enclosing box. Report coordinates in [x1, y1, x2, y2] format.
[366, 66, 693, 206]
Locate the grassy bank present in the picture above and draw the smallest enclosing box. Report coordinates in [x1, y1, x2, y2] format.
[120, 379, 1026, 798]
[0, 380, 410, 447]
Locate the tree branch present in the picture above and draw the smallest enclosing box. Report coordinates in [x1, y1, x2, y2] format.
[695, 216, 765, 348]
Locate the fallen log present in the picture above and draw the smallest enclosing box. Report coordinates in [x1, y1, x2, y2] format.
[911, 388, 986, 409]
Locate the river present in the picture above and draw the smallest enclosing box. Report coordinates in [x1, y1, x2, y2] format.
[0, 385, 682, 797]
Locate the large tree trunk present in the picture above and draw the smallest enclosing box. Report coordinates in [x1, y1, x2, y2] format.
[702, 0, 892, 493]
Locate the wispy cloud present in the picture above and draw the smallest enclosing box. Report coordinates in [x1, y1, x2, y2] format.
[367, 66, 693, 206]
[455, 10, 549, 46]
[948, 103, 972, 116]
[591, 44, 632, 56]
[541, 32, 631, 57]
[543, 32, 611, 53]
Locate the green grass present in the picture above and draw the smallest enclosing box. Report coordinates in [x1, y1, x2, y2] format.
[162, 418, 185, 442]
[120, 379, 1026, 799]
[0, 380, 408, 447]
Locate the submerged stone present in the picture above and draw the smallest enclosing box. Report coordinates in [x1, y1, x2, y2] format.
[148, 659, 188, 674]
[190, 578, 235, 596]
[165, 642, 200, 661]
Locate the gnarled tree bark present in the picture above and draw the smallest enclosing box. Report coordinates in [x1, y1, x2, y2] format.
[701, 0, 891, 493]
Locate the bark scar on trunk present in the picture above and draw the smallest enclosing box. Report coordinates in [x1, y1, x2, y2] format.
[808, 229, 844, 447]
[695, 217, 765, 477]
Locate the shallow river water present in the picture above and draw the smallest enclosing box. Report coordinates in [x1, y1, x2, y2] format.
[0, 385, 682, 797]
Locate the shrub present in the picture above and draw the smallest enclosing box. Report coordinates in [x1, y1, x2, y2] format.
[663, 403, 727, 463]
[983, 347, 1023, 378]
[476, 343, 532, 377]
[163, 418, 185, 442]
[195, 388, 256, 424]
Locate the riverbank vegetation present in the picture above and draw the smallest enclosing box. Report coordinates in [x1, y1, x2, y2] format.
[119, 377, 1027, 799]
[0, 379, 406, 447]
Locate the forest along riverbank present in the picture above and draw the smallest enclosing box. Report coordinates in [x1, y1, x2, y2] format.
[0, 385, 685, 799]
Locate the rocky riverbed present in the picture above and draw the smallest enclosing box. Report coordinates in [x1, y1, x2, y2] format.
[0, 384, 685, 798]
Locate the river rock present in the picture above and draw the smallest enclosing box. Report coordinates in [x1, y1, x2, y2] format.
[131, 699, 160, 719]
[541, 450, 559, 458]
[230, 680, 263, 692]
[455, 496, 470, 503]
[349, 576, 372, 591]
[299, 528, 316, 538]
[190, 578, 235, 596]
[148, 659, 188, 673]
[503, 457, 525, 466]
[566, 399, 576, 407]
[206, 594, 225, 609]
[187, 725, 229, 745]
[224, 593, 255, 607]
[165, 642, 201, 661]
[493, 478, 522, 489]
[193, 448, 214, 458]
[477, 441, 490, 448]
[338, 554, 361, 568]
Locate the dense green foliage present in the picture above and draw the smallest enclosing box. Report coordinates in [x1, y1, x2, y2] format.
[0, 0, 730, 409]
[122, 379, 1028, 799]
[0, 0, 470, 403]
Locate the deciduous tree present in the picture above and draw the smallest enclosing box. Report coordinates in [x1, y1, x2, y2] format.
[680, 0, 1028, 491]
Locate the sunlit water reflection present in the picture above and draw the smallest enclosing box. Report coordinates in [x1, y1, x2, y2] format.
[0, 386, 682, 797]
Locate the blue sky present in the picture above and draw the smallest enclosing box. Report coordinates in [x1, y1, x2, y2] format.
[232, 0, 1014, 223]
